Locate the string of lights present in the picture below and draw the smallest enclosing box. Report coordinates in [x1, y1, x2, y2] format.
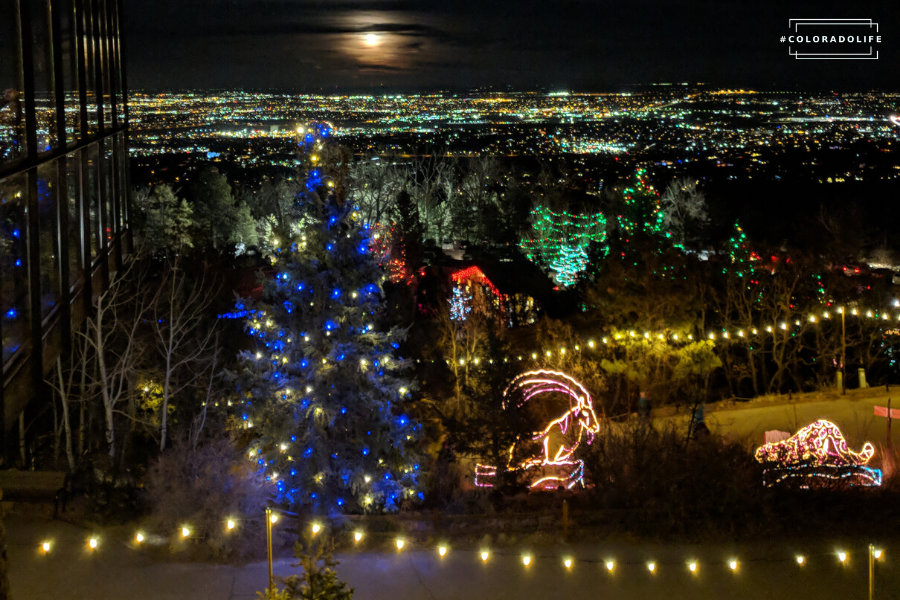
[437, 302, 900, 369]
[34, 517, 887, 578]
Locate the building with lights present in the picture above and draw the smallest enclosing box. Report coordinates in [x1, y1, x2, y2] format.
[1, 0, 128, 458]
[448, 261, 552, 328]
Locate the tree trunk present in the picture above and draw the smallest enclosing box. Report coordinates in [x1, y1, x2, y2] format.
[56, 358, 76, 472]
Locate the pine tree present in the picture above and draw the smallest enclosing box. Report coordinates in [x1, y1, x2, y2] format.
[237, 199, 421, 514]
[262, 531, 354, 600]
[389, 190, 424, 285]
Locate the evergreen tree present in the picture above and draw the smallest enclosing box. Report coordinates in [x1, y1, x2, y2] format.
[191, 167, 258, 251]
[132, 184, 194, 257]
[260, 531, 354, 600]
[237, 200, 421, 514]
[389, 189, 424, 285]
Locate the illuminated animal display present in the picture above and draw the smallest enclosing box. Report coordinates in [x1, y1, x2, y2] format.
[754, 420, 881, 487]
[475, 370, 601, 490]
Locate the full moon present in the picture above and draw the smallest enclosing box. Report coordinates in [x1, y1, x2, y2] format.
[364, 33, 379, 46]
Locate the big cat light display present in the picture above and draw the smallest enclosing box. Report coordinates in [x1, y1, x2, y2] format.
[755, 420, 882, 488]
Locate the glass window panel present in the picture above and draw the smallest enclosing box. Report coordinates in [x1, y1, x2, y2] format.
[85, 141, 99, 258]
[59, 0, 81, 146]
[31, 0, 57, 154]
[82, 0, 98, 135]
[37, 161, 60, 319]
[0, 0, 26, 163]
[101, 136, 112, 241]
[115, 131, 125, 230]
[66, 150, 82, 288]
[100, 0, 111, 129]
[0, 172, 30, 364]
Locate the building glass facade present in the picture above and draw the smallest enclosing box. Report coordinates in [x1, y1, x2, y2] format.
[0, 0, 128, 442]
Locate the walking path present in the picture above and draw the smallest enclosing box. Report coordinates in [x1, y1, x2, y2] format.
[7, 514, 899, 599]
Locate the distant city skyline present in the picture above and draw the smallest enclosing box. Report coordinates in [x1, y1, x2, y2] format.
[124, 0, 899, 92]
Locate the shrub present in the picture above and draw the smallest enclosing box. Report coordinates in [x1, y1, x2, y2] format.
[581, 422, 764, 538]
[145, 437, 270, 559]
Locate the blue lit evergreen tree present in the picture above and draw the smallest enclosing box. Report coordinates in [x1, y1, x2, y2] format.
[236, 124, 420, 514]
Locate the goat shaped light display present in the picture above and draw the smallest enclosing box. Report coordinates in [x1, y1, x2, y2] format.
[754, 419, 882, 487]
[475, 370, 601, 490]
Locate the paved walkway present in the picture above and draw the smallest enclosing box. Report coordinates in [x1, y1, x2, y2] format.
[7, 515, 900, 599]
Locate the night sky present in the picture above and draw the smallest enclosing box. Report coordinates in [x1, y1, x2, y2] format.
[123, 0, 900, 92]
